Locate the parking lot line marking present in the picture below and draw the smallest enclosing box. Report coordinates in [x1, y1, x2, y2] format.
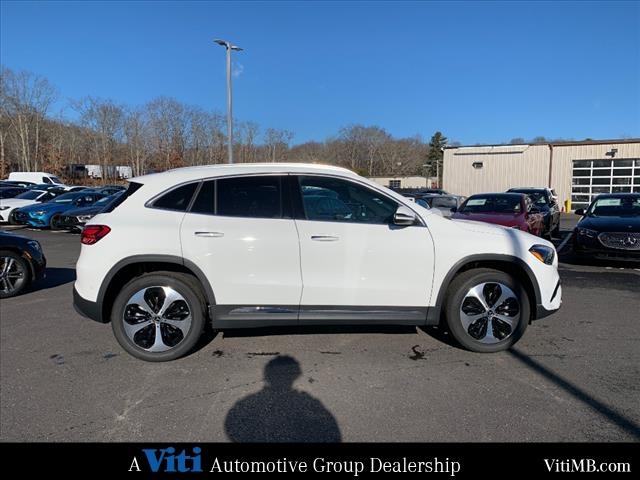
[556, 232, 573, 253]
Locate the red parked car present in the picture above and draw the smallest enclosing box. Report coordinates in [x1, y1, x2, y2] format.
[452, 193, 545, 236]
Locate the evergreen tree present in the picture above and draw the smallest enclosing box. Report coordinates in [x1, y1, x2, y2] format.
[427, 131, 448, 186]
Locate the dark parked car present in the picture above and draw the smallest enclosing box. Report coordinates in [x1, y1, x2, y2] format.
[0, 231, 46, 298]
[573, 193, 639, 261]
[0, 187, 29, 199]
[56, 191, 123, 231]
[85, 185, 126, 196]
[1, 180, 36, 188]
[452, 193, 545, 236]
[507, 188, 561, 238]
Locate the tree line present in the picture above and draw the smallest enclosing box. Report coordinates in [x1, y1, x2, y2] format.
[0, 65, 449, 183]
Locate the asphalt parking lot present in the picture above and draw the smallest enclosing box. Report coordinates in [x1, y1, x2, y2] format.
[1, 215, 638, 442]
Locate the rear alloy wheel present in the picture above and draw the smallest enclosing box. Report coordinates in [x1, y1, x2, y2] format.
[445, 269, 529, 352]
[111, 272, 206, 361]
[0, 250, 30, 299]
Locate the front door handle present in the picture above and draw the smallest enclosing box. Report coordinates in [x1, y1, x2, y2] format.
[195, 231, 224, 238]
[311, 235, 339, 242]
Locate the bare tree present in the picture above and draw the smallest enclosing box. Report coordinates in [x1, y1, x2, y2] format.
[73, 96, 124, 182]
[0, 66, 57, 172]
[264, 128, 294, 162]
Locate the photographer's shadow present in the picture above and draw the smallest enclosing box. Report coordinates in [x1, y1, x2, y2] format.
[224, 355, 341, 442]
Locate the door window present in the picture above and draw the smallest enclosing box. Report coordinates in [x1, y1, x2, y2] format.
[217, 176, 282, 218]
[298, 176, 398, 224]
[190, 180, 215, 215]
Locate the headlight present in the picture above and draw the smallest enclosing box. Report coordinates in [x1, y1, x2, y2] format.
[76, 215, 93, 223]
[33, 210, 46, 216]
[529, 244, 555, 265]
[576, 227, 597, 238]
[27, 240, 41, 252]
[0, 206, 10, 211]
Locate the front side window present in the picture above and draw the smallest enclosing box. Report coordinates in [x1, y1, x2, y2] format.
[298, 176, 398, 224]
[217, 176, 282, 218]
[152, 183, 198, 211]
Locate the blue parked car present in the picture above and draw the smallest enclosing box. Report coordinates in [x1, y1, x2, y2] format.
[13, 191, 106, 228]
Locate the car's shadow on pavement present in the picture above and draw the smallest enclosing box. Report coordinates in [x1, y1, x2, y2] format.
[224, 355, 342, 442]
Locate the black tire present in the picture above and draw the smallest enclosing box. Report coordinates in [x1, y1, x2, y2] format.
[111, 272, 206, 361]
[444, 268, 530, 353]
[0, 250, 31, 299]
[8, 211, 18, 225]
[49, 214, 61, 230]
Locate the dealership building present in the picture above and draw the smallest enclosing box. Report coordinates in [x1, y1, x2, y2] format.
[442, 139, 640, 211]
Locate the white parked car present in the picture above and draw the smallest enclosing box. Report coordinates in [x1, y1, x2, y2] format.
[7, 171, 63, 185]
[73, 164, 562, 361]
[0, 189, 57, 223]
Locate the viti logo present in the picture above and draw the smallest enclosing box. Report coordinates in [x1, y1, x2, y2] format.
[129, 446, 203, 472]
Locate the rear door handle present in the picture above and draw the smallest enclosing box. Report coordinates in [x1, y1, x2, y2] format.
[195, 231, 224, 238]
[311, 235, 339, 242]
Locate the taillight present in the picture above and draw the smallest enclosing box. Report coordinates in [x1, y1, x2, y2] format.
[81, 225, 111, 245]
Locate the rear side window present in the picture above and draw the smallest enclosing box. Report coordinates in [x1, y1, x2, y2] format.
[152, 183, 198, 211]
[190, 180, 215, 215]
[217, 176, 282, 218]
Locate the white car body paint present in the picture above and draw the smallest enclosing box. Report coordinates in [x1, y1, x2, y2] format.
[75, 163, 561, 324]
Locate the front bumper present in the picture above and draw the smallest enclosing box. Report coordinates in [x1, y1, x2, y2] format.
[573, 237, 640, 262]
[73, 287, 104, 323]
[12, 210, 49, 227]
[535, 279, 561, 319]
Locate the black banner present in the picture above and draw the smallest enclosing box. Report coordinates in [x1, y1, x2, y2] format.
[1, 442, 636, 476]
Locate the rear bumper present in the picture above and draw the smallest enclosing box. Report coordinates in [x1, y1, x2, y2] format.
[73, 287, 104, 323]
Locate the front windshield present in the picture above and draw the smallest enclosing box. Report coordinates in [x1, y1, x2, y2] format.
[587, 197, 640, 217]
[460, 195, 522, 214]
[15, 191, 43, 200]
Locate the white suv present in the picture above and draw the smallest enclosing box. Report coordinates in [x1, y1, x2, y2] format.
[73, 164, 562, 361]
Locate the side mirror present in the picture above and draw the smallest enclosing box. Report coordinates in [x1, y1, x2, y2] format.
[574, 208, 585, 216]
[394, 205, 417, 226]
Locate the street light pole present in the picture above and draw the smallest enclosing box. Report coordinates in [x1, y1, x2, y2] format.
[214, 39, 243, 164]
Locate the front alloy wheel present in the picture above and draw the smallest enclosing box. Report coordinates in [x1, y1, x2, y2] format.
[445, 268, 530, 352]
[460, 282, 520, 344]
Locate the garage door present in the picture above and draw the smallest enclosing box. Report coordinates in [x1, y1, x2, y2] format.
[571, 158, 640, 210]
